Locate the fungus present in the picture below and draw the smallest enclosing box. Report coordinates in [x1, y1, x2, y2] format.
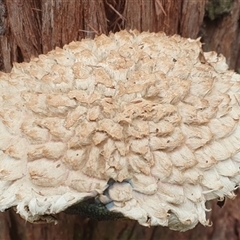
[0, 30, 240, 231]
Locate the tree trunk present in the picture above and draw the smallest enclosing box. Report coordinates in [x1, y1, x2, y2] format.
[0, 0, 240, 239]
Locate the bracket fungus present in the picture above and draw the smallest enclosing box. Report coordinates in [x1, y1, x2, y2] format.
[0, 30, 240, 231]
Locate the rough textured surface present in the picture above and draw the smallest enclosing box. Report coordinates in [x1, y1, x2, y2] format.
[201, 0, 240, 71]
[1, 0, 240, 75]
[0, 30, 240, 231]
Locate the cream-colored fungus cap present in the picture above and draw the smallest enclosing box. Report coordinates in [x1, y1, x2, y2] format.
[0, 30, 240, 231]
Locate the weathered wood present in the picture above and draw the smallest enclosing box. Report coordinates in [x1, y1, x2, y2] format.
[201, 0, 240, 70]
[1, 0, 239, 72]
[41, 0, 84, 53]
[0, 0, 108, 72]
[180, 0, 206, 38]
[0, 211, 11, 240]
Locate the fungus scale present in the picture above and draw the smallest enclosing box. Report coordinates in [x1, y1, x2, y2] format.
[0, 30, 240, 231]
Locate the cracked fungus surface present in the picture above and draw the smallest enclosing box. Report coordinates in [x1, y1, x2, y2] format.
[0, 30, 240, 231]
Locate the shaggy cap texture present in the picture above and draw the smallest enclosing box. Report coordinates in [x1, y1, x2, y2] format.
[0, 30, 240, 231]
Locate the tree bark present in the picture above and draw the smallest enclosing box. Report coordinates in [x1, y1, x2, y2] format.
[0, 0, 240, 239]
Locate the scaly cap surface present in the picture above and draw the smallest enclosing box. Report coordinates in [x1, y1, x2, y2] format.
[0, 30, 240, 231]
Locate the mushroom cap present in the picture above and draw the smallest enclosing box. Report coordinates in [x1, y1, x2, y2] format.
[0, 30, 240, 231]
